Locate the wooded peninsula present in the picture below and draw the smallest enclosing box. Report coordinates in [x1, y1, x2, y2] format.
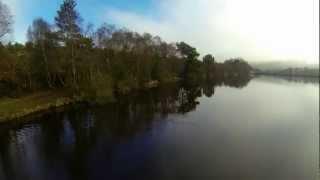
[0, 0, 251, 122]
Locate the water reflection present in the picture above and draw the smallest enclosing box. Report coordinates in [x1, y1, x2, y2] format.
[0, 76, 318, 180]
[256, 75, 319, 84]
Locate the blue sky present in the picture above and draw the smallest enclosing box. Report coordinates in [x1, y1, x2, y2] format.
[4, 0, 319, 64]
[7, 0, 155, 42]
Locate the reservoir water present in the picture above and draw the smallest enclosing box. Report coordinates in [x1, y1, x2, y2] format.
[0, 76, 318, 180]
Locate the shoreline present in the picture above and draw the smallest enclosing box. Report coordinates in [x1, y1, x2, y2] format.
[0, 91, 76, 124]
[0, 80, 173, 124]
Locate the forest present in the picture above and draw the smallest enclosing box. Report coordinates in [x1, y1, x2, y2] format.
[0, 0, 252, 102]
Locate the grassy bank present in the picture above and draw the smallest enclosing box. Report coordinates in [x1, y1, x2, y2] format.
[0, 79, 179, 123]
[0, 91, 74, 123]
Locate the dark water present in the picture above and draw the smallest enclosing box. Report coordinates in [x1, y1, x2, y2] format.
[0, 76, 318, 180]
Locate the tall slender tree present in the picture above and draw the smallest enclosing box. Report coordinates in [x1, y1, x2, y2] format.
[55, 0, 82, 87]
[55, 0, 81, 40]
[27, 18, 53, 87]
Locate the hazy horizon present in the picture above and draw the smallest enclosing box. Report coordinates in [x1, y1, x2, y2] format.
[4, 0, 320, 64]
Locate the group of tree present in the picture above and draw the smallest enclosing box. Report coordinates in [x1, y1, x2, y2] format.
[0, 0, 252, 101]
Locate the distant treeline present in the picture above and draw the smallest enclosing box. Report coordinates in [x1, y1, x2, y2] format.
[0, 0, 252, 101]
[254, 67, 319, 78]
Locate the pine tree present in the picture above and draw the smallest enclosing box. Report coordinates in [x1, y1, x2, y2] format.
[55, 0, 81, 40]
[54, 0, 82, 87]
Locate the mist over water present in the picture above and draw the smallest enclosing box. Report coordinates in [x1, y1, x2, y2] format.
[0, 76, 318, 180]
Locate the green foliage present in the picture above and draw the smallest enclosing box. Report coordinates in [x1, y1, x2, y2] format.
[176, 42, 203, 86]
[203, 54, 215, 65]
[203, 54, 215, 80]
[55, 0, 81, 40]
[0, 0, 253, 103]
[176, 42, 200, 60]
[78, 72, 114, 103]
[223, 58, 252, 77]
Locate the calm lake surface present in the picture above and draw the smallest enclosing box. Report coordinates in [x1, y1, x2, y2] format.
[0, 76, 318, 180]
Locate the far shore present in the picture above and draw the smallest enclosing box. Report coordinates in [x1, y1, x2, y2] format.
[254, 72, 319, 78]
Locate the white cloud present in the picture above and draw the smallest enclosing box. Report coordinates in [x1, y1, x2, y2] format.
[3, 0, 59, 42]
[3, 0, 18, 14]
[105, 0, 319, 64]
[3, 0, 24, 41]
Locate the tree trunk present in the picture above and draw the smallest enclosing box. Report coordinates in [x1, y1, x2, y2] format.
[71, 41, 77, 88]
[41, 40, 52, 88]
[58, 74, 65, 87]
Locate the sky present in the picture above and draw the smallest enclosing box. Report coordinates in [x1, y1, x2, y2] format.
[4, 0, 319, 64]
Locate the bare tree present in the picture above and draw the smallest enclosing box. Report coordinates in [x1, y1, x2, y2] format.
[27, 18, 53, 87]
[0, 1, 13, 40]
[95, 23, 115, 48]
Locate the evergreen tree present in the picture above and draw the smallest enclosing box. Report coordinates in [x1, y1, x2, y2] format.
[55, 0, 81, 40]
[54, 0, 82, 88]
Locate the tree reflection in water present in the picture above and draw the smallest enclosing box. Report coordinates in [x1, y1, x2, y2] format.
[0, 76, 252, 180]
